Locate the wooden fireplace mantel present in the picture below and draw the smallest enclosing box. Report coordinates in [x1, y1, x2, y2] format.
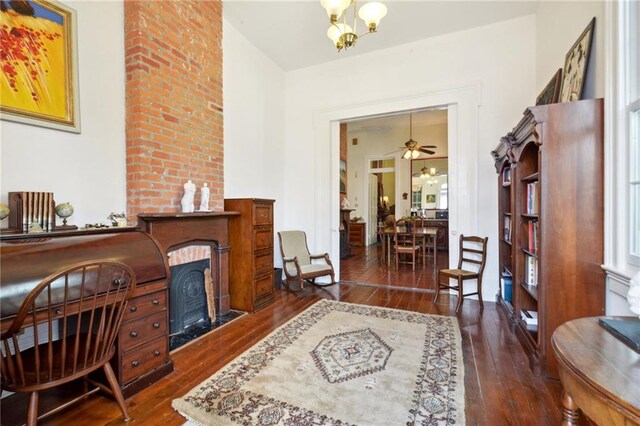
[137, 211, 240, 315]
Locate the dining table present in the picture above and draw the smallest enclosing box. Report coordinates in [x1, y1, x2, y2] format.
[380, 226, 438, 267]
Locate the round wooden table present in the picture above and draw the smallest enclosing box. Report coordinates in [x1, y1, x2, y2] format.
[551, 317, 640, 425]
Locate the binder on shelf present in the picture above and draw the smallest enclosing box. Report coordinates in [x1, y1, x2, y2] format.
[527, 220, 538, 253]
[526, 182, 539, 214]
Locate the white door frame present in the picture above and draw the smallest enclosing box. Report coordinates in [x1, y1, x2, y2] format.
[365, 156, 396, 246]
[313, 84, 481, 281]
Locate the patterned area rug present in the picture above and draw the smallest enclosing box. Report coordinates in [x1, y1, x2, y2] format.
[172, 300, 465, 425]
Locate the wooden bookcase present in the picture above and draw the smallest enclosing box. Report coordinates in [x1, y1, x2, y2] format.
[491, 99, 605, 378]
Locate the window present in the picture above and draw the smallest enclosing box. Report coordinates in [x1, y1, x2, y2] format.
[625, 1, 640, 264]
[439, 183, 448, 210]
[412, 187, 422, 209]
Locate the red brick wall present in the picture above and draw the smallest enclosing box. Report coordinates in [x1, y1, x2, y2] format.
[124, 0, 223, 218]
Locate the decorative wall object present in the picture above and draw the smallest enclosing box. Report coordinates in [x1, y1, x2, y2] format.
[559, 18, 595, 103]
[536, 69, 562, 105]
[0, 0, 80, 132]
[340, 160, 347, 194]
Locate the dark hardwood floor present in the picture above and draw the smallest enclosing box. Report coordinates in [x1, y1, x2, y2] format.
[340, 244, 449, 290]
[4, 281, 569, 426]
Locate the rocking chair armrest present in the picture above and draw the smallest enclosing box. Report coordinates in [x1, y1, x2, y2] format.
[310, 253, 333, 266]
[282, 257, 297, 263]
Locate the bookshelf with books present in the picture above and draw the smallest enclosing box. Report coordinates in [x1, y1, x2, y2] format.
[492, 99, 605, 379]
[493, 138, 515, 321]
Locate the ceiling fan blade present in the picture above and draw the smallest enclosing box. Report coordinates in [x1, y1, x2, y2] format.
[418, 148, 435, 155]
[421, 145, 437, 148]
[383, 148, 403, 156]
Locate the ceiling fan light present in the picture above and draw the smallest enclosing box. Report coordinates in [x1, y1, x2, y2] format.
[402, 150, 412, 160]
[411, 150, 420, 159]
[321, 0, 351, 22]
[327, 23, 353, 46]
[358, 2, 387, 31]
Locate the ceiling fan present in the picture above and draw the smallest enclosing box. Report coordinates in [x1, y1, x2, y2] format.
[385, 113, 437, 159]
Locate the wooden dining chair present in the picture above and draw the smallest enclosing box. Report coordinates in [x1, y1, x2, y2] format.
[433, 235, 488, 312]
[0, 261, 136, 425]
[394, 219, 421, 270]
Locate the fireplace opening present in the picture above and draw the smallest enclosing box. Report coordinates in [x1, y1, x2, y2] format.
[168, 258, 244, 351]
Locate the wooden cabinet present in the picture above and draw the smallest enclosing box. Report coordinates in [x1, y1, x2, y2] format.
[424, 219, 448, 250]
[349, 222, 365, 246]
[224, 198, 276, 312]
[492, 99, 605, 379]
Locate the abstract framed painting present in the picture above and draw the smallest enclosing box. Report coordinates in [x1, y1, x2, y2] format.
[1, 0, 80, 133]
[559, 18, 595, 103]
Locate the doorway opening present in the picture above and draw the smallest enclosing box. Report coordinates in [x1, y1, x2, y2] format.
[339, 108, 450, 291]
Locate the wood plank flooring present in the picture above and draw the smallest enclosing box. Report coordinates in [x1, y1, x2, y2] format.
[340, 244, 449, 290]
[8, 282, 568, 426]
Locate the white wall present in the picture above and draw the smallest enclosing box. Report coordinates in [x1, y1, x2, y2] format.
[283, 15, 537, 297]
[0, 1, 126, 228]
[222, 18, 286, 265]
[536, 1, 605, 99]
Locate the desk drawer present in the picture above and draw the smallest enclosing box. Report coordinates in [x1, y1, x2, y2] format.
[121, 335, 167, 384]
[119, 310, 167, 352]
[253, 203, 273, 226]
[123, 290, 166, 322]
[254, 249, 273, 275]
[255, 272, 274, 299]
[254, 228, 273, 251]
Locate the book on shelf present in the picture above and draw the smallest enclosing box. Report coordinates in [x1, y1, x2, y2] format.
[525, 254, 538, 286]
[527, 220, 538, 253]
[502, 168, 511, 185]
[520, 309, 538, 326]
[526, 182, 539, 215]
[504, 215, 511, 243]
[500, 275, 513, 303]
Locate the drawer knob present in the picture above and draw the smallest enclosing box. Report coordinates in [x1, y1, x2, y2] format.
[130, 305, 137, 312]
[131, 360, 140, 367]
[130, 331, 138, 338]
[152, 299, 160, 305]
[153, 322, 160, 329]
[153, 350, 161, 356]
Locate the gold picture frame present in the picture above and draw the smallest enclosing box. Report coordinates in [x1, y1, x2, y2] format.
[0, 0, 80, 133]
[559, 18, 595, 103]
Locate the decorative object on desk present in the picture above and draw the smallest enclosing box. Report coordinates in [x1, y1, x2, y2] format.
[340, 196, 351, 209]
[27, 222, 44, 233]
[559, 18, 595, 102]
[0, 0, 81, 133]
[0, 202, 9, 220]
[172, 300, 464, 426]
[198, 183, 210, 212]
[340, 160, 347, 194]
[54, 201, 74, 226]
[83, 222, 109, 229]
[107, 212, 127, 227]
[627, 271, 640, 318]
[8, 191, 56, 232]
[536, 69, 562, 105]
[180, 179, 196, 213]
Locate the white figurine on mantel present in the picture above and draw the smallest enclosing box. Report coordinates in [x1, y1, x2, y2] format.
[340, 197, 351, 209]
[181, 180, 196, 213]
[199, 183, 210, 212]
[627, 271, 640, 318]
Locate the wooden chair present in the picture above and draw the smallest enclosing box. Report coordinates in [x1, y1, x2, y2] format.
[433, 235, 488, 312]
[278, 231, 336, 290]
[0, 261, 136, 425]
[394, 219, 421, 270]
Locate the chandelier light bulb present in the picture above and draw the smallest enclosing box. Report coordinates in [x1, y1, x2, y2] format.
[327, 23, 353, 48]
[358, 1, 387, 31]
[321, 0, 351, 22]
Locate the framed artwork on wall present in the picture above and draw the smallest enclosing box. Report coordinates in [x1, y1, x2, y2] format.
[536, 69, 562, 105]
[340, 160, 347, 194]
[559, 18, 595, 103]
[0, 0, 81, 133]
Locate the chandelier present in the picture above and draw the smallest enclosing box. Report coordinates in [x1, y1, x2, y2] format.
[321, 0, 387, 51]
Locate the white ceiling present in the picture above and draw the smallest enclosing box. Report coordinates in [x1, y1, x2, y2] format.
[346, 108, 447, 134]
[224, 0, 539, 71]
